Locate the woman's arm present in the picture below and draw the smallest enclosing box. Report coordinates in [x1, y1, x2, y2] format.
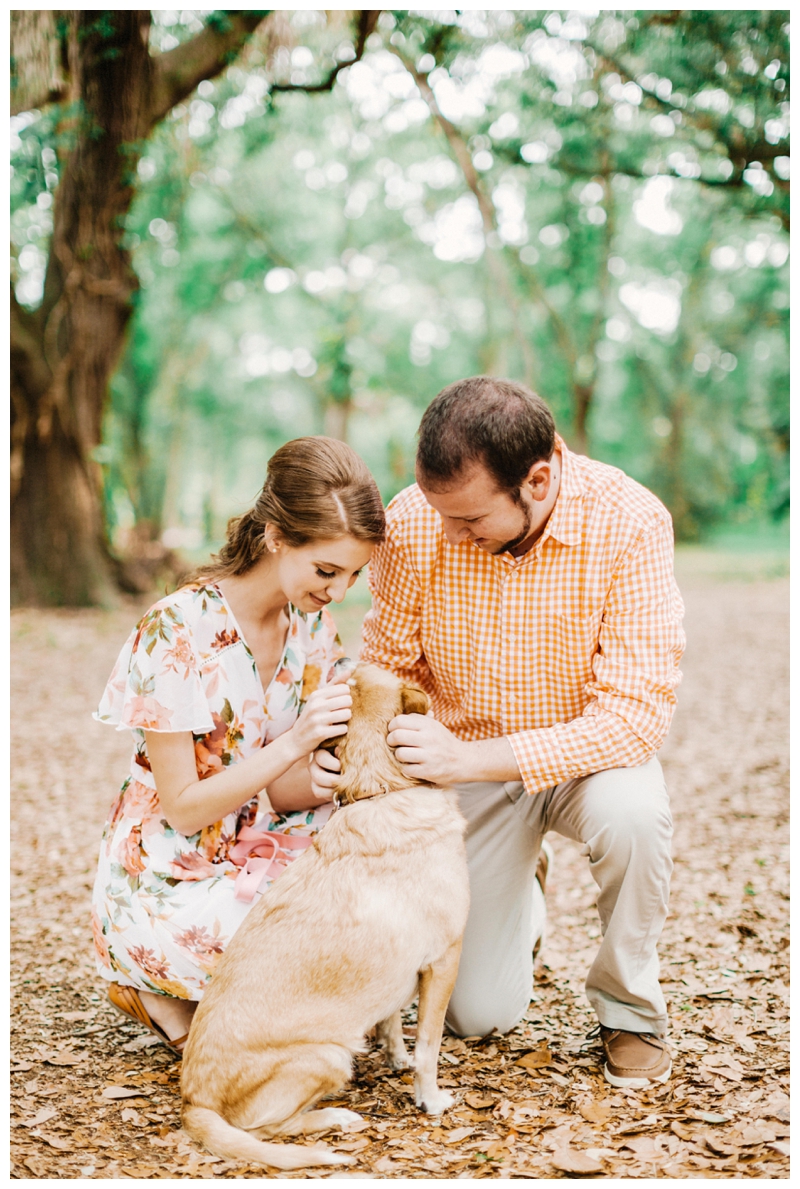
[145, 683, 351, 835]
[265, 756, 331, 815]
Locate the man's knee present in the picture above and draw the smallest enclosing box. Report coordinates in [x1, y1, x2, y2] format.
[581, 760, 672, 851]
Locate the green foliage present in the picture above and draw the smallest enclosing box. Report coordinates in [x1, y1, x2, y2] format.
[10, 8, 789, 550]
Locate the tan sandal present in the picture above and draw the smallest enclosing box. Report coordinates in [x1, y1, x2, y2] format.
[108, 984, 190, 1055]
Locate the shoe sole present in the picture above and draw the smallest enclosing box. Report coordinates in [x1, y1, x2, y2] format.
[603, 1061, 672, 1089]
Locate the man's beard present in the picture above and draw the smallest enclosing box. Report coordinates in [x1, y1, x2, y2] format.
[498, 503, 533, 554]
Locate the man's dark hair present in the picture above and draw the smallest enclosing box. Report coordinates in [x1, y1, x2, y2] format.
[416, 376, 556, 492]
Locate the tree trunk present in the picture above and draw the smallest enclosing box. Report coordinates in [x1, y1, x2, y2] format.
[12, 11, 150, 604]
[10, 10, 270, 605]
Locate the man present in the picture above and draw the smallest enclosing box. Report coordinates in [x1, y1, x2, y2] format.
[312, 376, 685, 1088]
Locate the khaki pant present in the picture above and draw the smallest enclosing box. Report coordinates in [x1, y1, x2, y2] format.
[446, 758, 672, 1039]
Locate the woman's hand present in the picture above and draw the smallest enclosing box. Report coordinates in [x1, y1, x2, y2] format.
[309, 746, 342, 800]
[290, 683, 351, 758]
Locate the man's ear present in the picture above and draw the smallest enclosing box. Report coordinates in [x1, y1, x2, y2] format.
[524, 458, 553, 502]
[401, 685, 429, 716]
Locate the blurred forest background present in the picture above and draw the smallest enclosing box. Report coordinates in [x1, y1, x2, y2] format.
[10, 9, 790, 606]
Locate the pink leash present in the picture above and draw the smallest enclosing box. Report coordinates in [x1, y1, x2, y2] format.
[229, 811, 332, 902]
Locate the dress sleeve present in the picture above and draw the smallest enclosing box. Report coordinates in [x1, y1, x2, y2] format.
[93, 601, 215, 734]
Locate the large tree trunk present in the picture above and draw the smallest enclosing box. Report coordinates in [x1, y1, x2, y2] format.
[10, 10, 269, 605]
[11, 12, 149, 604]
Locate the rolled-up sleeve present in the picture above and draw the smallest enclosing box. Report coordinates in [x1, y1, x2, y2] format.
[508, 515, 686, 794]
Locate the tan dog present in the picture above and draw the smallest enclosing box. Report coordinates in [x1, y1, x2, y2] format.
[181, 663, 469, 1170]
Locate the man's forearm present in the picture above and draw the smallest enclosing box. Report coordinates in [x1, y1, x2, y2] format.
[461, 735, 522, 784]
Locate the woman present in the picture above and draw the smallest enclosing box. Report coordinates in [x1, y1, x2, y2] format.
[92, 436, 384, 1051]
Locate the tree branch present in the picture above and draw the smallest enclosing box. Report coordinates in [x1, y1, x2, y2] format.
[270, 10, 381, 94]
[588, 44, 787, 178]
[389, 45, 539, 387]
[148, 11, 272, 127]
[10, 10, 72, 115]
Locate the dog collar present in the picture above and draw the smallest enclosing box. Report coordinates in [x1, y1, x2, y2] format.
[331, 786, 389, 814]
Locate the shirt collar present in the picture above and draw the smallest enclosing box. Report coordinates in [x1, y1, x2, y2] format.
[538, 434, 585, 548]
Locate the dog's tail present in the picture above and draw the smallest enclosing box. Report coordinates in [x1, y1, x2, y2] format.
[182, 1105, 353, 1171]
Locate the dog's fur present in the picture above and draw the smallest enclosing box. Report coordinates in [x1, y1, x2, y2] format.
[181, 664, 470, 1170]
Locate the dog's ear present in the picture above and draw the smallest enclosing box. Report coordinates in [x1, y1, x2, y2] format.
[401, 684, 429, 716]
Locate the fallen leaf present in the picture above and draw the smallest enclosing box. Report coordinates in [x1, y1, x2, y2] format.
[578, 1100, 614, 1125]
[515, 1046, 552, 1070]
[102, 1086, 149, 1100]
[622, 1136, 665, 1161]
[11, 1062, 34, 1073]
[58, 1010, 94, 1022]
[373, 1155, 397, 1173]
[767, 1141, 790, 1157]
[19, 1108, 58, 1128]
[586, 1147, 619, 1161]
[689, 1112, 730, 1124]
[616, 1115, 659, 1135]
[671, 1122, 695, 1142]
[703, 1133, 738, 1157]
[332, 1137, 370, 1152]
[444, 1126, 474, 1144]
[464, 1092, 495, 1109]
[732, 1123, 777, 1146]
[739, 952, 772, 972]
[35, 1132, 72, 1151]
[551, 1146, 603, 1174]
[700, 1053, 744, 1076]
[484, 1139, 512, 1160]
[120, 1108, 143, 1124]
[42, 1052, 83, 1066]
[121, 1034, 161, 1053]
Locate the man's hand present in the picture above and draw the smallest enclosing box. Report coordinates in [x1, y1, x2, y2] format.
[309, 746, 341, 801]
[387, 713, 469, 786]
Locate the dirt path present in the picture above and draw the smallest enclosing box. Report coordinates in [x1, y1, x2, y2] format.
[11, 566, 789, 1178]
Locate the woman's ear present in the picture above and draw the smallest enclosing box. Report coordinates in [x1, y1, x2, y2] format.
[401, 685, 429, 716]
[263, 523, 283, 555]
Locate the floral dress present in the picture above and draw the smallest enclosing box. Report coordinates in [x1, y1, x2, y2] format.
[91, 583, 344, 1000]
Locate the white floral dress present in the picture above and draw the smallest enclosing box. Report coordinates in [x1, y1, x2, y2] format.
[91, 583, 344, 1000]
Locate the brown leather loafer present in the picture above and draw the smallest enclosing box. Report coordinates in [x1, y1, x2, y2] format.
[600, 1027, 671, 1088]
[108, 984, 189, 1055]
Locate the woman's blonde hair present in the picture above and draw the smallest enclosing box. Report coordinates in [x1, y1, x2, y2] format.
[184, 437, 384, 584]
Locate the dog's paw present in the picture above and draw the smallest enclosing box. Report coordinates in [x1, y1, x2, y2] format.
[328, 1108, 367, 1133]
[314, 1149, 356, 1166]
[300, 1107, 366, 1135]
[386, 1048, 412, 1071]
[416, 1087, 455, 1115]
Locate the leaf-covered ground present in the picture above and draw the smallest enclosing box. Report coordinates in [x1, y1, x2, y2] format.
[11, 555, 789, 1178]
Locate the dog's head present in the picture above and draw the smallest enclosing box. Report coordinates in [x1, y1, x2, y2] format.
[325, 663, 431, 805]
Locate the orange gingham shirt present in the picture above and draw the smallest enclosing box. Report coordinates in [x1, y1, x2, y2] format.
[361, 437, 686, 795]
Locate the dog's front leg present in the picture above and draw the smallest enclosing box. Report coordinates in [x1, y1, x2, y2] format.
[414, 940, 462, 1115]
[375, 1011, 410, 1070]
